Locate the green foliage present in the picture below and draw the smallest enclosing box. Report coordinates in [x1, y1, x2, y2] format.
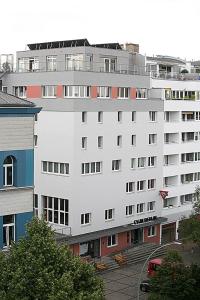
[149, 251, 200, 300]
[0, 218, 104, 300]
[178, 185, 200, 245]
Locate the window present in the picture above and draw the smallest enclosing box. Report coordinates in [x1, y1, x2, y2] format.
[136, 88, 147, 99]
[82, 137, 87, 149]
[13, 86, 27, 98]
[3, 215, 15, 248]
[43, 196, 69, 225]
[34, 135, 38, 147]
[148, 179, 156, 190]
[2, 86, 7, 93]
[105, 209, 114, 221]
[81, 162, 102, 175]
[164, 111, 170, 122]
[107, 234, 117, 247]
[98, 111, 103, 123]
[132, 111, 136, 122]
[117, 135, 122, 147]
[138, 157, 146, 168]
[3, 156, 13, 186]
[149, 134, 157, 145]
[97, 86, 111, 98]
[33, 194, 38, 217]
[181, 172, 200, 184]
[180, 193, 194, 204]
[147, 201, 155, 211]
[42, 85, 56, 98]
[82, 111, 87, 123]
[46, 56, 57, 71]
[112, 159, 121, 171]
[81, 213, 91, 225]
[126, 182, 135, 193]
[148, 226, 156, 237]
[18, 57, 39, 72]
[148, 156, 156, 167]
[131, 135, 136, 146]
[131, 158, 136, 169]
[137, 180, 145, 191]
[117, 111, 122, 122]
[137, 203, 145, 213]
[149, 111, 157, 122]
[126, 205, 134, 216]
[64, 85, 90, 98]
[65, 54, 84, 70]
[118, 87, 129, 99]
[104, 57, 116, 72]
[42, 161, 69, 175]
[98, 136, 103, 149]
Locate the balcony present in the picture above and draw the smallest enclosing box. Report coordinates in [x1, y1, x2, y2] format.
[3, 59, 150, 77]
[164, 111, 179, 122]
[164, 154, 179, 166]
[151, 70, 200, 81]
[164, 133, 179, 144]
[164, 175, 178, 188]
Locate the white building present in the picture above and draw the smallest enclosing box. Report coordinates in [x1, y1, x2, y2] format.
[1, 40, 200, 257]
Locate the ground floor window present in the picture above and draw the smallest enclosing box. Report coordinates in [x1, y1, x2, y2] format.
[107, 234, 117, 247]
[3, 214, 15, 248]
[148, 225, 156, 237]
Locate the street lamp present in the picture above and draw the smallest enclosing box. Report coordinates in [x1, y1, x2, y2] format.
[137, 241, 182, 300]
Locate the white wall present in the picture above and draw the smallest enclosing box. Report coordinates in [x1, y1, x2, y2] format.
[34, 109, 164, 236]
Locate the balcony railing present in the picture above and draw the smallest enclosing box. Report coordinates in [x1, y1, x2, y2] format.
[151, 70, 200, 81]
[0, 60, 149, 76]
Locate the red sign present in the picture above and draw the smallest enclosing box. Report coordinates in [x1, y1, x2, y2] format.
[159, 190, 168, 199]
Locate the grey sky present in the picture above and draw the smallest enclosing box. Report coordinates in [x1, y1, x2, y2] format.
[1, 0, 199, 60]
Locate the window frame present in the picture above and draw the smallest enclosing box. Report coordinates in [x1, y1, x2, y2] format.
[43, 196, 69, 226]
[147, 225, 156, 237]
[107, 234, 117, 247]
[105, 208, 114, 221]
[112, 159, 121, 171]
[81, 213, 91, 225]
[3, 156, 14, 187]
[42, 85, 56, 98]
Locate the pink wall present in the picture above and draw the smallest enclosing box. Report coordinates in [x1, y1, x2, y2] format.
[111, 87, 118, 99]
[57, 85, 63, 98]
[143, 225, 160, 244]
[130, 88, 136, 100]
[91, 86, 97, 98]
[26, 86, 42, 98]
[101, 232, 129, 256]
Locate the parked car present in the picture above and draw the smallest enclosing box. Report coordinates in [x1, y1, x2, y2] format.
[140, 279, 151, 292]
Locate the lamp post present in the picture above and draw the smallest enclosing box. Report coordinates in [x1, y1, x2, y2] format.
[137, 241, 182, 300]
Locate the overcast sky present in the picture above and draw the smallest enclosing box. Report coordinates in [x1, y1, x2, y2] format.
[1, 0, 199, 60]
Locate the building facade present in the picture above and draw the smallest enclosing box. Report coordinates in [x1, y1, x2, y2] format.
[0, 91, 40, 249]
[1, 39, 200, 257]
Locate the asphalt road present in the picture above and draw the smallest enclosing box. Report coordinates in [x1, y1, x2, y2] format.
[99, 262, 148, 300]
[100, 244, 200, 300]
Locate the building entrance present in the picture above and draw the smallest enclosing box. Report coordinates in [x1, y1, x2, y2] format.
[80, 239, 100, 258]
[131, 228, 143, 245]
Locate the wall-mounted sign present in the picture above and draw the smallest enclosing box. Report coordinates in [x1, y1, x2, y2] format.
[159, 190, 168, 199]
[133, 215, 157, 225]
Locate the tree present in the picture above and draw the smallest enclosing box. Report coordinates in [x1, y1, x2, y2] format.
[0, 218, 104, 300]
[178, 185, 200, 246]
[149, 250, 200, 300]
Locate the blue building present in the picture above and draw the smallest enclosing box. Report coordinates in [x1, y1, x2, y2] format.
[0, 91, 40, 249]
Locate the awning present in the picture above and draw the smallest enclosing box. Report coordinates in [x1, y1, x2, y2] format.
[55, 217, 167, 245]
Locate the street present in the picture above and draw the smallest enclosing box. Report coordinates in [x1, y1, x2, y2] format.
[99, 243, 200, 300]
[99, 261, 148, 300]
